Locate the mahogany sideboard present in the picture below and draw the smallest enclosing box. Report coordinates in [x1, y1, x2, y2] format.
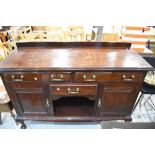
[0, 42, 153, 128]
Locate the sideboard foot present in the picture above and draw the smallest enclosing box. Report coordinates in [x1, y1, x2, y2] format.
[21, 121, 26, 129]
[17, 121, 27, 129]
[124, 117, 132, 122]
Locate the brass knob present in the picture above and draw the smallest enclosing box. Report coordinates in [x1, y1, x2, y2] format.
[51, 74, 54, 78]
[122, 75, 126, 79]
[45, 99, 50, 108]
[132, 75, 135, 79]
[83, 75, 87, 79]
[60, 74, 64, 79]
[34, 77, 37, 81]
[11, 75, 15, 79]
[98, 99, 102, 108]
[92, 74, 96, 79]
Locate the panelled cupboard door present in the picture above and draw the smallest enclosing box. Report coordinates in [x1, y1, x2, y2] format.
[98, 83, 139, 115]
[13, 89, 49, 116]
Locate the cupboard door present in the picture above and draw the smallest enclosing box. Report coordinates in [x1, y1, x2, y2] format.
[98, 83, 139, 115]
[13, 89, 49, 116]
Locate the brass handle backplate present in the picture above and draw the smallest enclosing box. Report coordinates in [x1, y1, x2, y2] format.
[12, 75, 24, 81]
[51, 74, 64, 81]
[67, 88, 79, 94]
[83, 74, 96, 81]
[122, 74, 135, 81]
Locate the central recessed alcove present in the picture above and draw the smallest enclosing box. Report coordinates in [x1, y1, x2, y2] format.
[53, 96, 95, 116]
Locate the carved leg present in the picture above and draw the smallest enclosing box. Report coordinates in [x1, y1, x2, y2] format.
[21, 122, 27, 129]
[17, 121, 27, 129]
[0, 112, 2, 125]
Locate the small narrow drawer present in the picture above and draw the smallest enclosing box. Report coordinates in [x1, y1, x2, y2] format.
[4, 73, 42, 82]
[50, 84, 97, 96]
[74, 72, 143, 82]
[50, 72, 71, 82]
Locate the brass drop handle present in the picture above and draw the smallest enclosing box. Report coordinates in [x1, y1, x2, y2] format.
[122, 74, 135, 81]
[12, 75, 24, 81]
[83, 74, 96, 81]
[51, 74, 64, 81]
[131, 75, 135, 79]
[45, 99, 50, 108]
[122, 75, 126, 79]
[67, 88, 79, 94]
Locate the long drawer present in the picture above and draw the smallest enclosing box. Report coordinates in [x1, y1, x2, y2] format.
[74, 72, 143, 82]
[4, 71, 144, 83]
[4, 73, 43, 82]
[50, 83, 97, 96]
[4, 72, 72, 82]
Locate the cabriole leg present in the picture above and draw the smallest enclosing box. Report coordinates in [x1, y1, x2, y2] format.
[17, 120, 27, 129]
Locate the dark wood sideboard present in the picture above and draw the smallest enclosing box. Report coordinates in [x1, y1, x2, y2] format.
[0, 42, 153, 128]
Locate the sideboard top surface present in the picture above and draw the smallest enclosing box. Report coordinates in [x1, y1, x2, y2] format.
[0, 47, 153, 72]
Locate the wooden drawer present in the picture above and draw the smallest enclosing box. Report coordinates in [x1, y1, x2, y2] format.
[50, 84, 97, 96]
[4, 73, 42, 82]
[74, 72, 143, 82]
[50, 72, 71, 82]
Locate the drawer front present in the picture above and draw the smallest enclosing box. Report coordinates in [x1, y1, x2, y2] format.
[50, 84, 97, 96]
[50, 72, 71, 82]
[5, 73, 43, 82]
[74, 72, 143, 82]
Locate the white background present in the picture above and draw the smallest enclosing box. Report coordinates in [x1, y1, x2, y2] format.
[1, 0, 155, 25]
[1, 0, 155, 155]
